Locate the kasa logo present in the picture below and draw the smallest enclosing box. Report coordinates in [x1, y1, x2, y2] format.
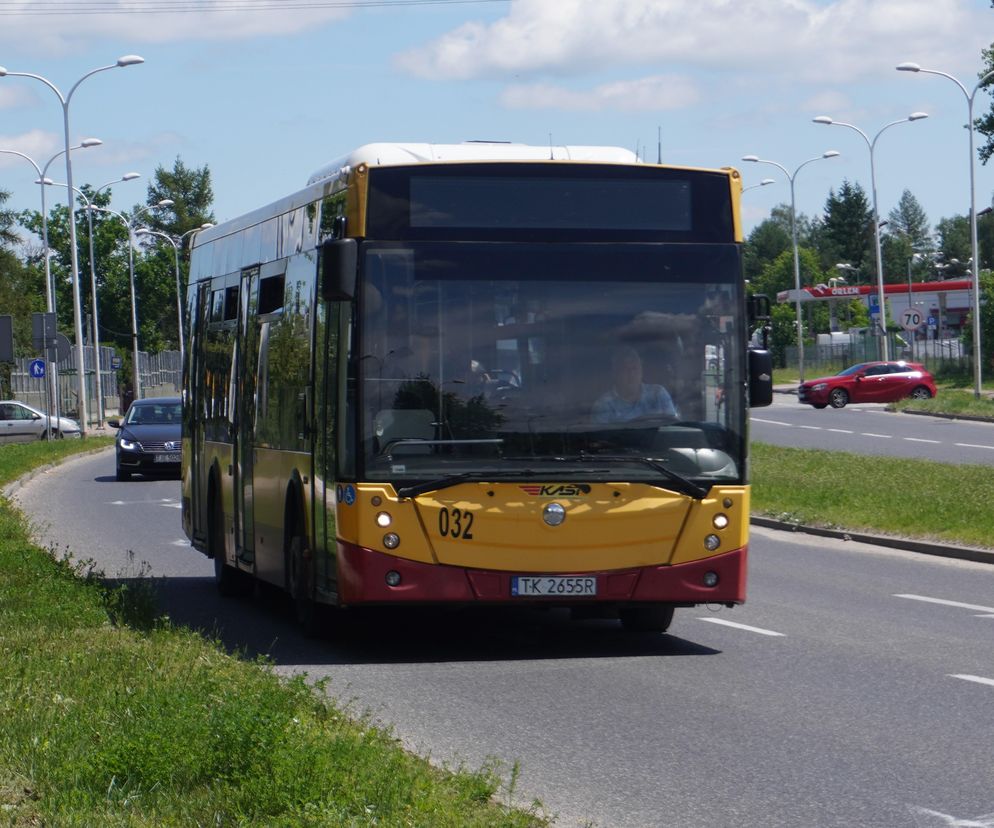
[519, 484, 591, 497]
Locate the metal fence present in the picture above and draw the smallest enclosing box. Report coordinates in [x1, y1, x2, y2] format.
[8, 347, 181, 425]
[784, 332, 971, 380]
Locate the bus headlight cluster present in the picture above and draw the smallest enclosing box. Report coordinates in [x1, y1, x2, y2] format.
[383, 533, 400, 550]
[704, 533, 721, 552]
[385, 570, 402, 586]
[712, 513, 729, 530]
[376, 512, 392, 528]
[703, 571, 719, 587]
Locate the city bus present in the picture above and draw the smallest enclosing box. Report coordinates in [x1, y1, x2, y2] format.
[181, 142, 773, 634]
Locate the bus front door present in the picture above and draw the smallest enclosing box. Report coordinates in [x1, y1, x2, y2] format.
[234, 265, 260, 568]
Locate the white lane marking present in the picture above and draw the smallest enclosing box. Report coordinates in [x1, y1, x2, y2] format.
[164, 502, 183, 509]
[949, 674, 994, 688]
[861, 433, 892, 438]
[954, 442, 994, 451]
[895, 594, 994, 614]
[752, 418, 792, 426]
[171, 539, 191, 547]
[697, 618, 785, 636]
[798, 425, 822, 430]
[903, 437, 941, 444]
[908, 806, 994, 826]
[827, 428, 853, 434]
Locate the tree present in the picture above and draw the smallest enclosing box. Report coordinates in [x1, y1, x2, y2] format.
[144, 157, 215, 240]
[882, 190, 934, 283]
[0, 187, 20, 249]
[935, 215, 973, 276]
[743, 204, 819, 286]
[819, 180, 874, 277]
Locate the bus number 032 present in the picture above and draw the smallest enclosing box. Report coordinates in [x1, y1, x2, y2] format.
[438, 507, 474, 540]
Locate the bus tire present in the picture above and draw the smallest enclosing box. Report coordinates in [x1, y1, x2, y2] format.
[287, 534, 322, 637]
[619, 605, 674, 633]
[209, 486, 244, 597]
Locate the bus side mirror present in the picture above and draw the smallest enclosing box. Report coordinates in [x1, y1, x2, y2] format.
[748, 348, 773, 408]
[321, 238, 357, 301]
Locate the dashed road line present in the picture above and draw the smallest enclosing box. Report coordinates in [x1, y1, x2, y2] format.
[954, 442, 994, 451]
[826, 428, 853, 434]
[894, 594, 994, 614]
[949, 674, 994, 688]
[902, 437, 940, 444]
[697, 618, 785, 636]
[860, 432, 892, 438]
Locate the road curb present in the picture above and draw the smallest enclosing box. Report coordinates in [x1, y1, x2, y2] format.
[750, 516, 994, 566]
[1, 446, 114, 501]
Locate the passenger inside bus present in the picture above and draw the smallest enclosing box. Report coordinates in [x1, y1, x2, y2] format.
[591, 346, 679, 423]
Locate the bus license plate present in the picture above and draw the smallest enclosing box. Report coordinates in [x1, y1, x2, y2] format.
[511, 576, 597, 597]
[155, 453, 181, 463]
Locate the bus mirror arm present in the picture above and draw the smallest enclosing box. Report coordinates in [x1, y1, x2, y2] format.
[748, 348, 773, 408]
[321, 238, 358, 301]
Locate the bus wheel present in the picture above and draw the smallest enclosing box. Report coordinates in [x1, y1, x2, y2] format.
[287, 535, 322, 637]
[619, 605, 674, 633]
[210, 495, 245, 596]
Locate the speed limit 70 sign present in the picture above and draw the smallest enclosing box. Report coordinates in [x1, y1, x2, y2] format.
[901, 308, 924, 331]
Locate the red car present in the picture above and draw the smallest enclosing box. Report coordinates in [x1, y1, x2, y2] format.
[798, 361, 937, 409]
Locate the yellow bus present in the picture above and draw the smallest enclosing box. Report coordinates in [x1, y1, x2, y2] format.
[182, 142, 773, 634]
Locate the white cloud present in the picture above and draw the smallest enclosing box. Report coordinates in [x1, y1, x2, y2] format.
[0, 1, 349, 51]
[0, 86, 36, 111]
[0, 130, 62, 172]
[397, 0, 990, 84]
[500, 74, 701, 112]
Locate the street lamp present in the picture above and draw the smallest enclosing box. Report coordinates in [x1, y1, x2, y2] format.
[0, 54, 145, 434]
[742, 178, 776, 194]
[135, 228, 184, 367]
[1, 139, 101, 426]
[45, 173, 141, 427]
[813, 112, 928, 360]
[741, 150, 841, 382]
[898, 61, 994, 397]
[835, 262, 860, 284]
[0, 139, 101, 316]
[88, 198, 173, 402]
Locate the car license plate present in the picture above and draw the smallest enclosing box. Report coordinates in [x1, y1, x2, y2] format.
[511, 576, 597, 597]
[154, 453, 181, 463]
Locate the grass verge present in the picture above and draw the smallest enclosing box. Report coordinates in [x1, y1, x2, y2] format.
[892, 387, 994, 418]
[0, 440, 547, 827]
[751, 441, 994, 548]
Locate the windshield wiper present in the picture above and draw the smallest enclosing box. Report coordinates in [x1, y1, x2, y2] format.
[577, 453, 710, 500]
[395, 466, 609, 499]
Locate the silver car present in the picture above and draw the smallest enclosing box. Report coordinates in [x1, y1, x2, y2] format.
[0, 400, 81, 442]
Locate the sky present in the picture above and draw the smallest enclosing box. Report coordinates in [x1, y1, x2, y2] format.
[0, 0, 992, 247]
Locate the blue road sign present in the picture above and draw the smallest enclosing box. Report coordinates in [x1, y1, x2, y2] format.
[110, 355, 122, 370]
[29, 358, 45, 379]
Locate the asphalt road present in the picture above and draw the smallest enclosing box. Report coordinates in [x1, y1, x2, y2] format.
[751, 394, 994, 466]
[11, 450, 994, 828]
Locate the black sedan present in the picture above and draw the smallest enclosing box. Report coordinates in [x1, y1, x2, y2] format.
[109, 396, 181, 481]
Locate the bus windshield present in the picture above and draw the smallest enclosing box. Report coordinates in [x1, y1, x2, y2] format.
[356, 241, 746, 489]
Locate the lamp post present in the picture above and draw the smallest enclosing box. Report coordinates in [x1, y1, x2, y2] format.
[46, 173, 141, 427]
[835, 262, 859, 285]
[898, 62, 994, 397]
[812, 112, 928, 360]
[741, 151, 841, 382]
[742, 178, 776, 194]
[0, 55, 145, 434]
[0, 140, 102, 318]
[1, 139, 101, 427]
[88, 199, 173, 402]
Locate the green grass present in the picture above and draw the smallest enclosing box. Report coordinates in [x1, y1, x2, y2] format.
[0, 439, 548, 827]
[751, 442, 994, 548]
[893, 387, 994, 418]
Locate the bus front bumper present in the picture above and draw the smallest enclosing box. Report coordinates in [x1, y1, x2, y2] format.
[336, 541, 746, 606]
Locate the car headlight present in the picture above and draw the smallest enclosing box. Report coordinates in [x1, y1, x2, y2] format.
[812, 383, 828, 391]
[118, 438, 136, 450]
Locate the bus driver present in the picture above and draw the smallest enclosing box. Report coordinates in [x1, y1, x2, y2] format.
[591, 345, 679, 423]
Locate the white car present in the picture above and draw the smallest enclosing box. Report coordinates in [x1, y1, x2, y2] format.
[0, 400, 81, 442]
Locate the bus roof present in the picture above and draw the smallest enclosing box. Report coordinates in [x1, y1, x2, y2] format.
[306, 142, 640, 185]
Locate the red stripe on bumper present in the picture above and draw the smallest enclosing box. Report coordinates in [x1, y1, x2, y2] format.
[336, 541, 747, 606]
